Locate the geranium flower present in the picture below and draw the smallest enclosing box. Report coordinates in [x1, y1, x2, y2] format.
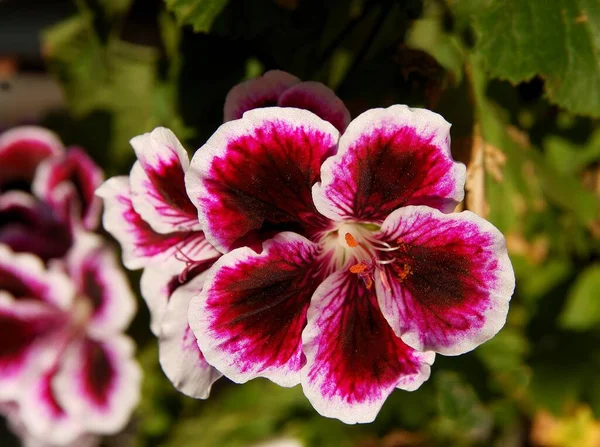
[96, 128, 222, 398]
[184, 106, 515, 423]
[0, 236, 140, 444]
[224, 70, 351, 133]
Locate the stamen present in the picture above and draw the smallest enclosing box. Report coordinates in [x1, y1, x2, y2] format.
[345, 233, 359, 248]
[349, 262, 368, 274]
[394, 263, 412, 283]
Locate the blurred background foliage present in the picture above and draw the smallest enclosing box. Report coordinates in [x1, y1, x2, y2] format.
[1, 0, 600, 445]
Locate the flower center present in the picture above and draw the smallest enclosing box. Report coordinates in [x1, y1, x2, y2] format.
[336, 224, 412, 290]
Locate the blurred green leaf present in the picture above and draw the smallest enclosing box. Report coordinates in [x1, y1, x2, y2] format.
[464, 0, 600, 117]
[559, 264, 600, 331]
[165, 0, 230, 33]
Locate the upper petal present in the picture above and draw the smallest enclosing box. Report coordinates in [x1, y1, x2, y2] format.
[223, 70, 301, 121]
[66, 233, 136, 335]
[301, 269, 434, 424]
[313, 105, 466, 222]
[159, 273, 222, 398]
[375, 206, 515, 355]
[0, 126, 64, 191]
[96, 177, 216, 270]
[129, 128, 201, 233]
[278, 81, 351, 133]
[0, 243, 74, 308]
[32, 148, 104, 231]
[189, 232, 323, 387]
[53, 335, 141, 435]
[0, 192, 73, 261]
[186, 107, 338, 253]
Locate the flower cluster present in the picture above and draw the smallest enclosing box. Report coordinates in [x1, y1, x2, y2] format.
[100, 70, 515, 424]
[0, 127, 140, 445]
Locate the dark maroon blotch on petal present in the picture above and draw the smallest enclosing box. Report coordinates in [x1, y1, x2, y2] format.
[82, 340, 115, 408]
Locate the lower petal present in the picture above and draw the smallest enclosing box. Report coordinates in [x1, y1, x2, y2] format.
[376, 206, 515, 355]
[159, 273, 222, 398]
[53, 335, 141, 435]
[0, 296, 66, 400]
[189, 232, 323, 387]
[18, 362, 84, 445]
[301, 269, 434, 424]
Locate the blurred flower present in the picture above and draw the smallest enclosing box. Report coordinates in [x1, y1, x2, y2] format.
[0, 237, 140, 445]
[224, 70, 351, 133]
[97, 127, 222, 399]
[184, 105, 515, 423]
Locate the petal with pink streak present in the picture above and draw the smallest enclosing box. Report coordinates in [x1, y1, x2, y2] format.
[375, 206, 515, 356]
[19, 362, 84, 445]
[129, 128, 201, 233]
[96, 177, 218, 270]
[278, 82, 350, 133]
[0, 126, 64, 191]
[313, 105, 466, 222]
[0, 295, 67, 400]
[32, 148, 104, 231]
[53, 335, 141, 435]
[141, 255, 218, 335]
[158, 273, 221, 398]
[223, 70, 301, 122]
[186, 108, 338, 253]
[0, 192, 72, 261]
[66, 233, 136, 335]
[189, 232, 323, 387]
[0, 244, 74, 308]
[301, 269, 434, 424]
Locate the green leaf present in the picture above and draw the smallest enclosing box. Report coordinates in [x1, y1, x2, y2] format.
[559, 263, 600, 330]
[165, 0, 230, 33]
[466, 0, 600, 117]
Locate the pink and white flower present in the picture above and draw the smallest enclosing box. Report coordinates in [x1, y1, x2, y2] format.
[0, 237, 140, 444]
[224, 70, 351, 133]
[184, 105, 515, 423]
[96, 127, 222, 398]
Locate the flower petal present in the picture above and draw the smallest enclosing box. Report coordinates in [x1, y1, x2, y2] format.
[189, 232, 323, 387]
[159, 273, 222, 398]
[313, 105, 466, 222]
[0, 192, 73, 261]
[375, 206, 515, 355]
[53, 335, 141, 435]
[141, 255, 218, 335]
[278, 82, 351, 133]
[186, 108, 338, 252]
[0, 295, 67, 400]
[66, 233, 136, 335]
[0, 126, 64, 191]
[0, 243, 74, 308]
[96, 177, 217, 270]
[32, 148, 104, 231]
[301, 269, 434, 424]
[129, 128, 201, 233]
[223, 70, 301, 121]
[19, 362, 84, 445]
